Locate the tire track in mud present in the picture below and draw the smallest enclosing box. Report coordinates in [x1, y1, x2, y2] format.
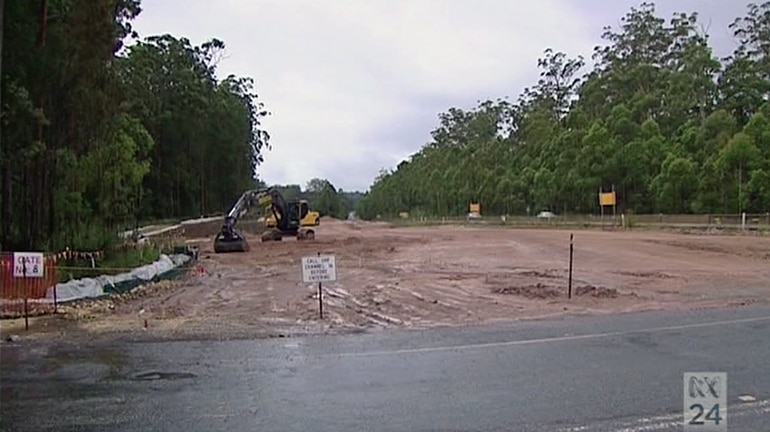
[315, 275, 444, 328]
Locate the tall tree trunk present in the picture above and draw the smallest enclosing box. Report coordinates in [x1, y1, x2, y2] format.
[34, 154, 44, 248]
[48, 152, 56, 248]
[0, 0, 8, 250]
[37, 0, 47, 47]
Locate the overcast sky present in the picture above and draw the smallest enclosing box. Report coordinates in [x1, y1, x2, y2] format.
[131, 0, 751, 192]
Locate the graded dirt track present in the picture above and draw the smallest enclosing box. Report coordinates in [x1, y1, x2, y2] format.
[37, 219, 770, 339]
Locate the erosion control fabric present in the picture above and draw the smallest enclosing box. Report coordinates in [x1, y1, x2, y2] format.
[47, 254, 194, 304]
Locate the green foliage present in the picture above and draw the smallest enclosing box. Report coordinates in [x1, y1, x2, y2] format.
[272, 178, 352, 219]
[357, 2, 770, 219]
[0, 1, 271, 251]
[303, 178, 344, 218]
[119, 34, 271, 220]
[102, 245, 160, 272]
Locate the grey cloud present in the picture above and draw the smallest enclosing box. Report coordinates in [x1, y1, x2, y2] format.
[347, 1, 754, 192]
[317, 151, 396, 191]
[131, 1, 755, 194]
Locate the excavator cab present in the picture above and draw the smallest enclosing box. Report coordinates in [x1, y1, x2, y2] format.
[265, 199, 320, 228]
[261, 201, 315, 242]
[298, 201, 321, 226]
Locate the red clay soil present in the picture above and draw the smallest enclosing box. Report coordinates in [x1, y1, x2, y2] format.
[32, 219, 770, 339]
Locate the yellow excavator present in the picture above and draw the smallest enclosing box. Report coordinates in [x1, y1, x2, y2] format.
[265, 199, 320, 228]
[213, 187, 316, 253]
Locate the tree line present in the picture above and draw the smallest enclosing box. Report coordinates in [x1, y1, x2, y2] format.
[271, 178, 362, 220]
[355, 2, 770, 220]
[0, 0, 270, 251]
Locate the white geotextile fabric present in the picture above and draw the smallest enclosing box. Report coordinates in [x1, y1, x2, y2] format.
[46, 254, 191, 303]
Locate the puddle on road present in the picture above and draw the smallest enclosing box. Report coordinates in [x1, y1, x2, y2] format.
[129, 371, 197, 381]
[42, 346, 127, 380]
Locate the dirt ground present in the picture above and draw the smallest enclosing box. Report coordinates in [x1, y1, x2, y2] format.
[5, 219, 770, 340]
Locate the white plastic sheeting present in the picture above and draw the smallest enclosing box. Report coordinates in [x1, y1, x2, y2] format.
[47, 254, 191, 304]
[120, 216, 221, 241]
[180, 216, 221, 225]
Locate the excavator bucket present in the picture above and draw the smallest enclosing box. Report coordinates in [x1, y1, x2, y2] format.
[213, 232, 250, 253]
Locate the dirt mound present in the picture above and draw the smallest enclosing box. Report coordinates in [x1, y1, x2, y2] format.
[615, 271, 674, 279]
[179, 220, 221, 238]
[517, 270, 562, 279]
[343, 236, 362, 245]
[178, 218, 267, 239]
[644, 238, 770, 261]
[492, 281, 621, 300]
[648, 239, 730, 255]
[56, 280, 182, 321]
[575, 285, 619, 298]
[493, 283, 562, 299]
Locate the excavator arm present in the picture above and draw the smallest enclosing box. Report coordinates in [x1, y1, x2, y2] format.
[213, 187, 313, 253]
[215, 187, 276, 253]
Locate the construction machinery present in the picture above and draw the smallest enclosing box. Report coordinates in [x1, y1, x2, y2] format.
[265, 199, 320, 228]
[213, 187, 315, 253]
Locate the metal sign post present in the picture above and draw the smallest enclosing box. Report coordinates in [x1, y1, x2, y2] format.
[567, 233, 575, 299]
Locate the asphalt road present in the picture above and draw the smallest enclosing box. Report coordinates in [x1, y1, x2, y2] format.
[2, 306, 770, 432]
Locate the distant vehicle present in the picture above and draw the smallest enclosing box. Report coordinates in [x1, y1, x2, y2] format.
[537, 211, 556, 219]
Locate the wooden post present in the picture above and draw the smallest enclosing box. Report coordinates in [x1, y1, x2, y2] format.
[318, 281, 323, 319]
[24, 297, 29, 331]
[317, 251, 323, 319]
[567, 233, 574, 299]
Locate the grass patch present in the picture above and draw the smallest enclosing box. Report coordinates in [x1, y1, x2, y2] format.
[57, 245, 161, 283]
[103, 246, 161, 269]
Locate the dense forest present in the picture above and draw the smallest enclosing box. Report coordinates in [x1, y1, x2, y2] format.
[0, 0, 270, 251]
[3, 2, 769, 251]
[356, 2, 770, 220]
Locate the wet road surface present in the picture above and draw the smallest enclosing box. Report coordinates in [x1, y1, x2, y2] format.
[2, 306, 770, 431]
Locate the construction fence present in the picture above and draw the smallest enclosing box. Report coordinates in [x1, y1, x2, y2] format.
[0, 253, 58, 317]
[387, 212, 770, 231]
[0, 247, 199, 323]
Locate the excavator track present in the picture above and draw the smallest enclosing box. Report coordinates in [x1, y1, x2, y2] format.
[297, 229, 315, 241]
[261, 229, 283, 242]
[260, 228, 315, 242]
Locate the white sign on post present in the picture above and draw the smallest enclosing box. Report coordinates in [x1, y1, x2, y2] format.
[13, 252, 45, 278]
[302, 255, 337, 283]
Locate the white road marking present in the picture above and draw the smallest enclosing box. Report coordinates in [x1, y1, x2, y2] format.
[328, 315, 770, 358]
[189, 400, 770, 427]
[554, 399, 770, 431]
